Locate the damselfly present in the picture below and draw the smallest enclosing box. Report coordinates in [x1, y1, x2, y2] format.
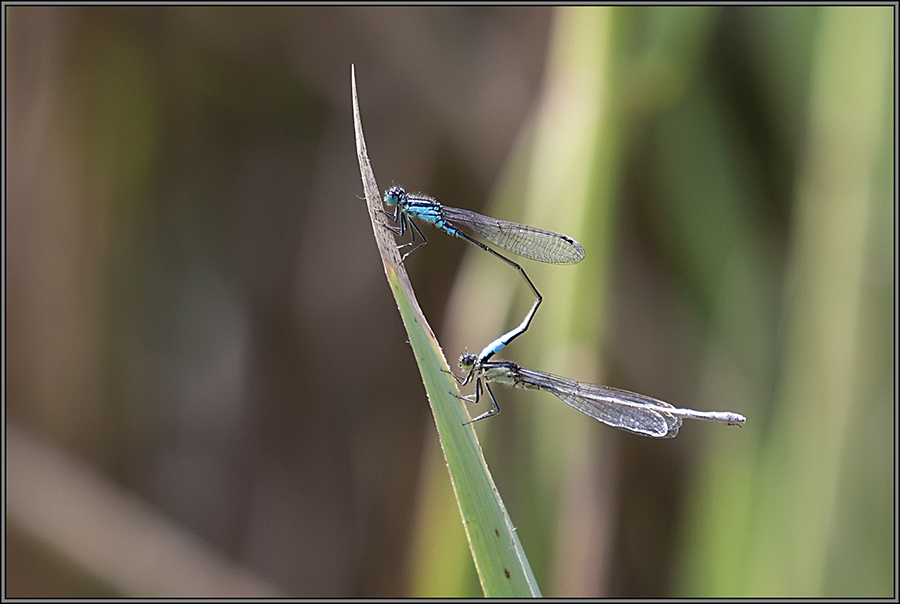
[454, 353, 746, 439]
[382, 186, 584, 358]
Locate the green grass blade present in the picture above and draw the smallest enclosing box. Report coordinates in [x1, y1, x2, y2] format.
[351, 65, 541, 598]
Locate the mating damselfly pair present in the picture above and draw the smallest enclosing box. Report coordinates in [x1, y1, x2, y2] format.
[381, 185, 745, 439]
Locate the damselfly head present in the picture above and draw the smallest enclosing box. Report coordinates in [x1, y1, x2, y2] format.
[458, 353, 478, 372]
[383, 186, 406, 207]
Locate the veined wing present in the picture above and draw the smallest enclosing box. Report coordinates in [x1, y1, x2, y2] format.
[515, 367, 681, 438]
[441, 206, 585, 265]
[578, 382, 745, 426]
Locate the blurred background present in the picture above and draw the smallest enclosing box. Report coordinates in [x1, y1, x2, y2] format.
[5, 6, 894, 598]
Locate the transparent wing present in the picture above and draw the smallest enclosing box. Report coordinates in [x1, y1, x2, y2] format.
[515, 368, 681, 438]
[441, 206, 585, 265]
[578, 382, 746, 426]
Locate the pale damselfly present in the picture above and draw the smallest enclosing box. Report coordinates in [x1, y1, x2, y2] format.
[454, 353, 746, 439]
